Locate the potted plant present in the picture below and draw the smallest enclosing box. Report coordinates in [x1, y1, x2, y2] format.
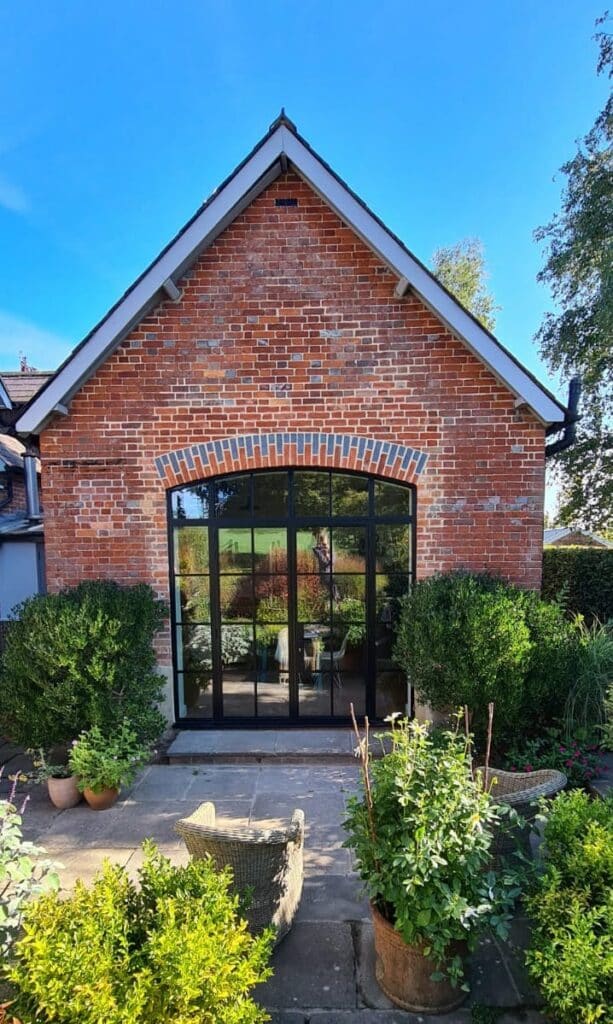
[69, 722, 148, 810]
[31, 750, 81, 810]
[343, 711, 522, 1013]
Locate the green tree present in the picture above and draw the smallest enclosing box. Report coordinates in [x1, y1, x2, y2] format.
[431, 238, 499, 331]
[535, 15, 612, 531]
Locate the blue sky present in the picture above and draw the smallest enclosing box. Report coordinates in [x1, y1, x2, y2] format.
[0, 0, 607, 410]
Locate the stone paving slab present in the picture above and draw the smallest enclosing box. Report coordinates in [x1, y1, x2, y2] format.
[260, 922, 357, 1010]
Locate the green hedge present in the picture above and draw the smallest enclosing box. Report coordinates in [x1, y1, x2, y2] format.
[542, 547, 613, 623]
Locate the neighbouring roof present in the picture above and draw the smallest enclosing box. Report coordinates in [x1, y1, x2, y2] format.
[544, 527, 612, 549]
[0, 513, 43, 538]
[0, 371, 53, 407]
[0, 378, 11, 410]
[0, 434, 41, 473]
[16, 112, 567, 436]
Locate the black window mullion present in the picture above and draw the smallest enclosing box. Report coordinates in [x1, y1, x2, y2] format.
[208, 523, 224, 720]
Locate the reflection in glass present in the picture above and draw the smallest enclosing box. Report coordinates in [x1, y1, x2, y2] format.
[215, 476, 250, 517]
[334, 576, 366, 617]
[375, 525, 411, 574]
[253, 472, 288, 517]
[332, 528, 366, 572]
[172, 485, 209, 519]
[253, 528, 287, 572]
[254, 576, 289, 620]
[375, 575, 411, 622]
[256, 625, 291, 716]
[297, 575, 330, 623]
[179, 624, 213, 690]
[174, 526, 209, 574]
[296, 527, 331, 574]
[219, 576, 253, 621]
[294, 471, 330, 516]
[179, 674, 213, 717]
[375, 480, 412, 517]
[332, 473, 369, 516]
[221, 655, 255, 718]
[175, 576, 210, 623]
[218, 528, 252, 572]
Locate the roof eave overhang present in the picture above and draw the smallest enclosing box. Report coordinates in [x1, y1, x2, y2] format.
[0, 381, 12, 411]
[16, 121, 566, 436]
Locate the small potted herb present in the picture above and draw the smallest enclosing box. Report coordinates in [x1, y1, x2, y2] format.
[344, 712, 522, 1013]
[69, 722, 148, 810]
[31, 749, 81, 810]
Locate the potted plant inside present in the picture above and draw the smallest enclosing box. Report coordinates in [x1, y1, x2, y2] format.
[343, 710, 522, 1013]
[69, 721, 148, 810]
[31, 749, 82, 810]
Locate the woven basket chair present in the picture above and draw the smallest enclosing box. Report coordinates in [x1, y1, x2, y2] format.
[175, 802, 304, 945]
[477, 767, 567, 857]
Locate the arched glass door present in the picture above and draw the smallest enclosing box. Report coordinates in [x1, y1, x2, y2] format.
[169, 469, 414, 725]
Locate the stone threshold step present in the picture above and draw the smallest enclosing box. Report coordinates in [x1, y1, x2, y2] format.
[166, 751, 358, 765]
[164, 727, 390, 765]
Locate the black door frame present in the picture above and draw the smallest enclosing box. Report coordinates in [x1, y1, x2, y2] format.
[167, 468, 416, 728]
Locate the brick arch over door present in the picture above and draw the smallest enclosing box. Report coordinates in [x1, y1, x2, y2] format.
[154, 432, 429, 488]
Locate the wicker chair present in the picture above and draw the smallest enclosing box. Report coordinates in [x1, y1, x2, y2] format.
[175, 802, 305, 944]
[477, 767, 567, 856]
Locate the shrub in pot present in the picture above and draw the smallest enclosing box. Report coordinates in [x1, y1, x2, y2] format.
[344, 715, 522, 1012]
[6, 841, 273, 1023]
[31, 750, 81, 810]
[69, 722, 148, 809]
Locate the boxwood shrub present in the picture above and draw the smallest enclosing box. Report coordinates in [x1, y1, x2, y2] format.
[0, 580, 167, 749]
[542, 546, 613, 623]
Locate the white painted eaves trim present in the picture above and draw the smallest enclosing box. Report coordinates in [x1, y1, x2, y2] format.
[0, 380, 12, 410]
[17, 122, 565, 433]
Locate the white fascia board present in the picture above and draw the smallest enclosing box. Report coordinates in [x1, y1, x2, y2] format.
[281, 128, 565, 425]
[17, 130, 287, 435]
[17, 122, 564, 433]
[0, 380, 11, 410]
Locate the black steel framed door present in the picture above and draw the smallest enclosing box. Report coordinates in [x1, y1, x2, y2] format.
[169, 469, 414, 727]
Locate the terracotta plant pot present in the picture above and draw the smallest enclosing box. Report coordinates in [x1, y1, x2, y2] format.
[83, 786, 120, 810]
[47, 774, 81, 810]
[371, 903, 468, 1014]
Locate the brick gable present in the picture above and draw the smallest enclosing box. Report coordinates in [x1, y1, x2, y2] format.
[40, 170, 545, 673]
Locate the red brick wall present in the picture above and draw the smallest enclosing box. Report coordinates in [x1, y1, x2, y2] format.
[40, 170, 545, 668]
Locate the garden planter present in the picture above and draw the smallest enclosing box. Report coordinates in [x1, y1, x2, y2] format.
[83, 786, 120, 810]
[47, 775, 81, 809]
[371, 903, 468, 1014]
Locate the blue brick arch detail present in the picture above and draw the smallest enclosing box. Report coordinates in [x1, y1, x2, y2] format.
[155, 432, 429, 485]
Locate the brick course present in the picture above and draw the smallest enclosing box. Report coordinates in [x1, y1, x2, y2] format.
[39, 171, 545, 672]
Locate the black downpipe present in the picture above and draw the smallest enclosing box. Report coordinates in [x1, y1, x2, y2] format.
[545, 376, 582, 459]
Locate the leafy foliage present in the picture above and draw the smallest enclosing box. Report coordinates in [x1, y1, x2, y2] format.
[563, 619, 613, 738]
[393, 571, 575, 743]
[343, 718, 522, 987]
[68, 722, 149, 794]
[501, 727, 603, 789]
[7, 842, 273, 1024]
[536, 16, 612, 530]
[431, 238, 499, 330]
[542, 546, 613, 623]
[601, 683, 613, 750]
[0, 778, 59, 961]
[526, 790, 613, 1023]
[0, 581, 167, 749]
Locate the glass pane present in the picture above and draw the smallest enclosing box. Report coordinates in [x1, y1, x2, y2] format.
[321, 625, 366, 719]
[219, 576, 254, 621]
[215, 476, 251, 517]
[296, 527, 331, 575]
[179, 674, 213, 718]
[256, 625, 290, 716]
[375, 525, 412, 574]
[254, 576, 289, 621]
[333, 527, 366, 572]
[219, 624, 253, 668]
[332, 472, 369, 516]
[298, 622, 332, 717]
[179, 624, 213, 683]
[376, 575, 411, 624]
[297, 575, 330, 623]
[253, 472, 288, 517]
[222, 659, 255, 718]
[218, 528, 252, 572]
[334, 575, 366, 617]
[294, 471, 330, 516]
[375, 622, 407, 719]
[171, 484, 210, 519]
[253, 527, 287, 572]
[174, 526, 209, 574]
[175, 576, 210, 623]
[375, 480, 412, 518]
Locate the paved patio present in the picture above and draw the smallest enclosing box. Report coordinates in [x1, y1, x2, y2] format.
[2, 751, 544, 1023]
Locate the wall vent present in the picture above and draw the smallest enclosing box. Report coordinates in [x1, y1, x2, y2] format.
[275, 197, 298, 207]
